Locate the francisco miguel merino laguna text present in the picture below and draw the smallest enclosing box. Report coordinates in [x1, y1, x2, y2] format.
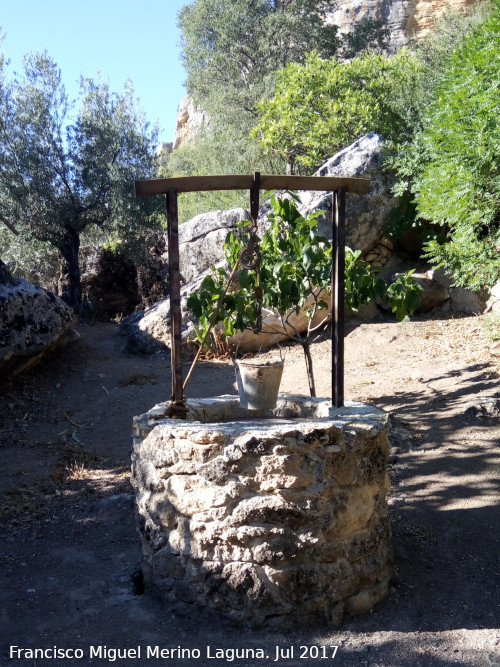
[10, 644, 340, 661]
[10, 646, 269, 662]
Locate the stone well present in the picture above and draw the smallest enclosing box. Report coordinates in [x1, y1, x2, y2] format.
[132, 395, 392, 628]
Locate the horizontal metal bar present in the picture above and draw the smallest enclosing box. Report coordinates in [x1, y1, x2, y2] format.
[135, 174, 371, 197]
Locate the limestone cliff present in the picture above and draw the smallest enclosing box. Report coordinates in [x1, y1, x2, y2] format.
[405, 0, 479, 39]
[173, 95, 208, 150]
[326, 0, 481, 52]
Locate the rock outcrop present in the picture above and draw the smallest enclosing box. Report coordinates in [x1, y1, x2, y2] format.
[326, 0, 481, 53]
[0, 267, 77, 379]
[173, 95, 209, 150]
[299, 133, 398, 252]
[405, 0, 479, 40]
[175, 208, 249, 284]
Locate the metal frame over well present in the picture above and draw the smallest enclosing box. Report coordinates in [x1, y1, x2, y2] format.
[135, 173, 371, 409]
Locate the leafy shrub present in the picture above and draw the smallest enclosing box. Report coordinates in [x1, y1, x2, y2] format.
[251, 50, 421, 173]
[391, 2, 500, 290]
[386, 271, 423, 322]
[344, 248, 386, 311]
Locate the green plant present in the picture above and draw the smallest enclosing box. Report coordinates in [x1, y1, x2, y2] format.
[0, 50, 160, 309]
[101, 239, 124, 256]
[386, 271, 423, 322]
[188, 195, 422, 396]
[251, 50, 422, 173]
[345, 248, 387, 310]
[390, 1, 500, 290]
[481, 314, 500, 341]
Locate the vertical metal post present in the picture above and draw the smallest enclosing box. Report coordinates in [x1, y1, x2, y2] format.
[332, 188, 346, 408]
[167, 188, 184, 404]
[251, 171, 260, 222]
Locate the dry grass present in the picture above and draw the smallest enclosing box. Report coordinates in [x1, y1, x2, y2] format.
[65, 460, 88, 481]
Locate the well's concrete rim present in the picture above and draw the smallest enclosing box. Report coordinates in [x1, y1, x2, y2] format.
[133, 394, 388, 441]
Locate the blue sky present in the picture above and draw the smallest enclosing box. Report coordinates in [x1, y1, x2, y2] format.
[0, 0, 188, 144]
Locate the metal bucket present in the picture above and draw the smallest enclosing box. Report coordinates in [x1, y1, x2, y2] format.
[235, 359, 284, 410]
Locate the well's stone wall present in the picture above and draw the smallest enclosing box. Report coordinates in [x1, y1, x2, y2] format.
[132, 396, 392, 628]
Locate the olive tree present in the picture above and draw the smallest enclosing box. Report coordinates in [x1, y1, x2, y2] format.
[178, 0, 340, 131]
[0, 51, 159, 309]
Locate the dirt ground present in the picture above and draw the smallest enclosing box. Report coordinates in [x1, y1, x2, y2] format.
[1, 313, 499, 666]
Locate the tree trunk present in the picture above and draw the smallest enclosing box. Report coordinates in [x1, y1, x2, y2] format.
[57, 227, 81, 311]
[302, 340, 316, 397]
[0, 258, 15, 285]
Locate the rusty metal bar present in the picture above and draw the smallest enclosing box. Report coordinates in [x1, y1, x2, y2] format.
[250, 171, 260, 222]
[135, 174, 370, 197]
[332, 188, 346, 408]
[166, 188, 184, 405]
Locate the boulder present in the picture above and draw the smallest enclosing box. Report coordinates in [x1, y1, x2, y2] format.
[449, 286, 489, 315]
[121, 208, 249, 354]
[0, 266, 77, 378]
[408, 272, 450, 313]
[120, 287, 190, 356]
[485, 282, 500, 315]
[175, 207, 249, 284]
[420, 267, 490, 314]
[299, 133, 399, 254]
[431, 268, 492, 314]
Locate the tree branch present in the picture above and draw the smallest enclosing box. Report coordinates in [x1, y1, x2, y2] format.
[0, 213, 19, 235]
